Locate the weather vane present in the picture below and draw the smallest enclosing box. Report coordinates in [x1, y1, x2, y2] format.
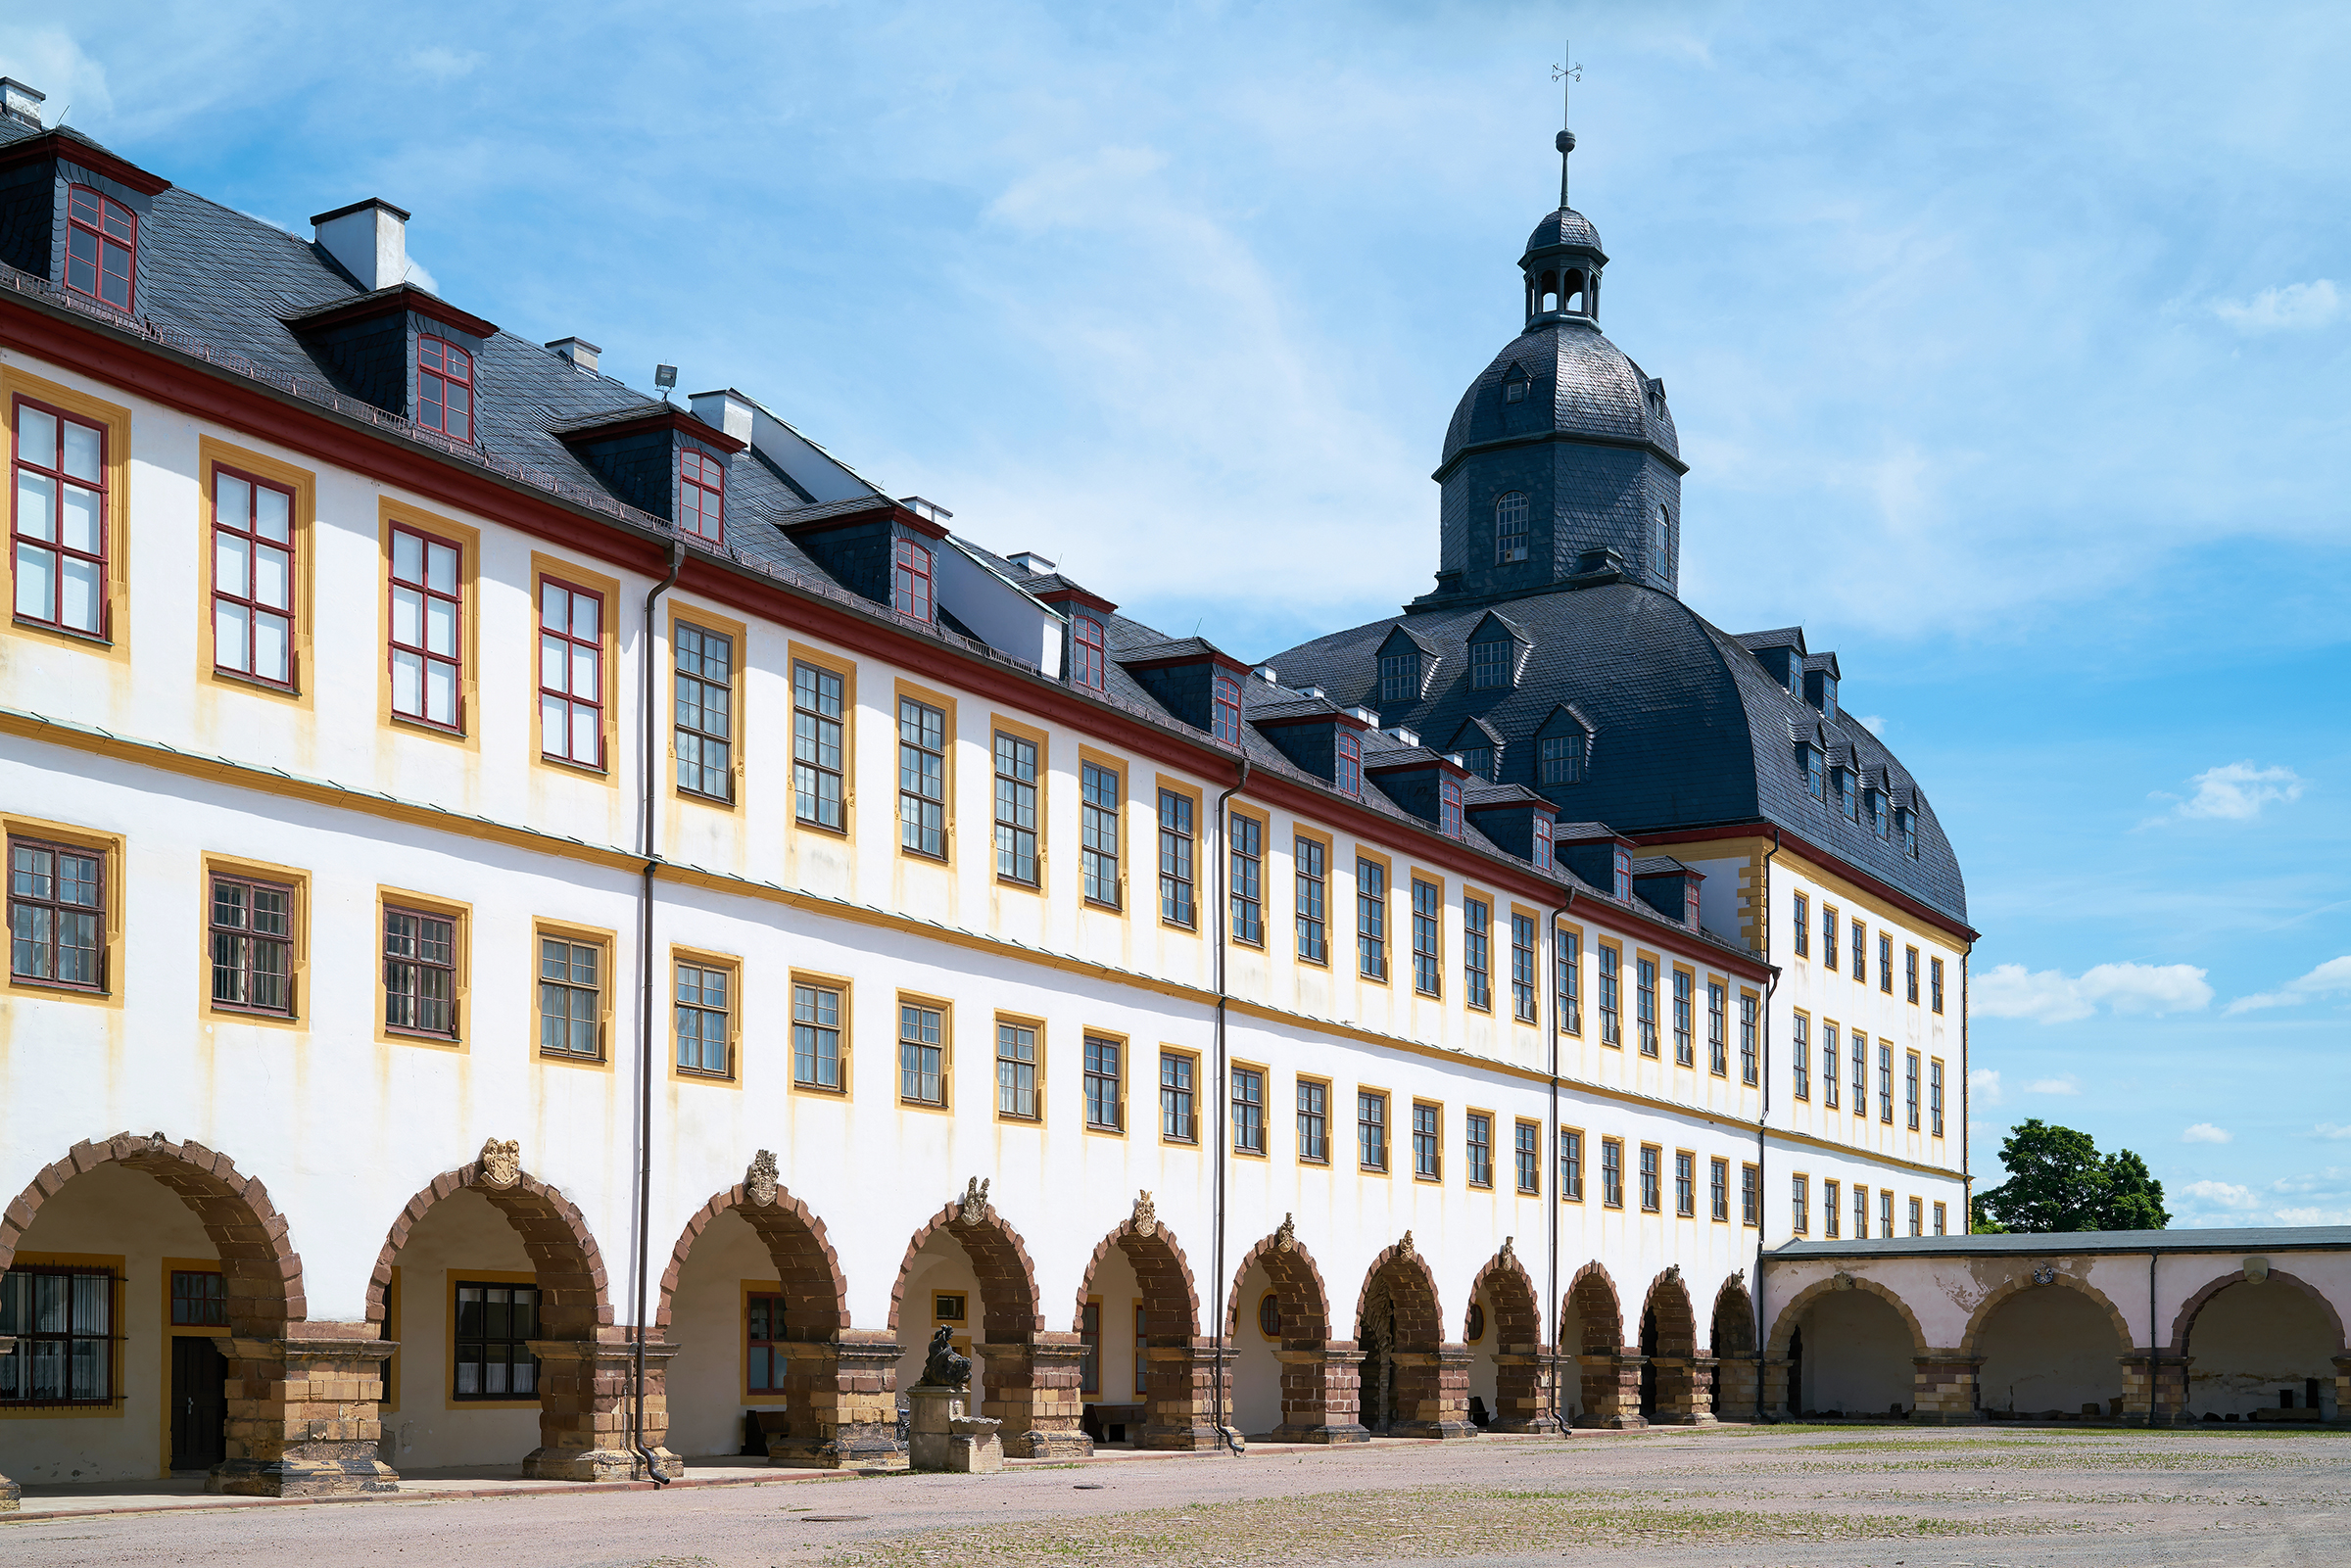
[1552, 40, 1581, 209]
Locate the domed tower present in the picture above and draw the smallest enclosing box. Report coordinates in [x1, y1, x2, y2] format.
[1422, 119, 1686, 605]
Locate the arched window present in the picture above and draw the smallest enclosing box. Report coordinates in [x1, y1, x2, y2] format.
[417, 336, 473, 442]
[66, 186, 136, 310]
[1539, 269, 1559, 312]
[1562, 269, 1585, 314]
[1655, 503, 1672, 572]
[1494, 492, 1529, 564]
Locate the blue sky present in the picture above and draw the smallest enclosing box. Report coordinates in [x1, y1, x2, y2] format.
[10, 2, 2346, 1222]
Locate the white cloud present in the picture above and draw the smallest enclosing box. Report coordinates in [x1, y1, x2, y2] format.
[2026, 1075, 2081, 1096]
[2225, 954, 2351, 1015]
[2174, 1168, 2351, 1227]
[1968, 1069, 2002, 1107]
[2214, 278, 2343, 334]
[0, 25, 115, 128]
[2181, 1122, 2231, 1144]
[1971, 961, 2214, 1023]
[2317, 1124, 2351, 1140]
[406, 47, 482, 81]
[2153, 761, 2308, 824]
[2179, 1178, 2259, 1210]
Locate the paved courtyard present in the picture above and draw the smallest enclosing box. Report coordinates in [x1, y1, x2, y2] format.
[5, 1424, 2346, 1567]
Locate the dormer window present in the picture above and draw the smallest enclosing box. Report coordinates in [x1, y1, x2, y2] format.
[1470, 641, 1511, 690]
[1612, 845, 1632, 901]
[417, 336, 473, 442]
[1799, 743, 1824, 801]
[1502, 365, 1529, 404]
[1211, 673, 1242, 744]
[678, 449, 724, 545]
[1334, 730, 1362, 798]
[1840, 769, 1861, 824]
[66, 185, 135, 310]
[1870, 790, 1888, 837]
[1494, 493, 1529, 563]
[1378, 652, 1420, 705]
[1532, 816, 1554, 871]
[1457, 744, 1495, 781]
[891, 539, 934, 621]
[1539, 732, 1585, 785]
[1439, 776, 1464, 839]
[1899, 808, 1918, 856]
[1071, 614, 1106, 691]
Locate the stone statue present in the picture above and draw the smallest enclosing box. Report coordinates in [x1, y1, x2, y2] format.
[921, 1325, 971, 1390]
[744, 1149, 779, 1208]
[1131, 1191, 1158, 1238]
[955, 1176, 990, 1227]
[1499, 1235, 1516, 1265]
[1274, 1212, 1298, 1253]
[477, 1138, 521, 1189]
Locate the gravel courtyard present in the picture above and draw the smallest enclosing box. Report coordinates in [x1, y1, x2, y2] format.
[6, 1425, 2346, 1567]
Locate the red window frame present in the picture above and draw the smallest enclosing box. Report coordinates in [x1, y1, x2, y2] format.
[537, 577, 604, 768]
[1334, 730, 1362, 797]
[1211, 674, 1241, 743]
[416, 335, 473, 442]
[11, 395, 110, 639]
[891, 539, 934, 621]
[745, 1292, 786, 1396]
[1072, 614, 1106, 691]
[678, 447, 725, 545]
[65, 185, 135, 311]
[1532, 815, 1554, 870]
[1438, 775, 1463, 837]
[211, 465, 297, 687]
[388, 522, 464, 731]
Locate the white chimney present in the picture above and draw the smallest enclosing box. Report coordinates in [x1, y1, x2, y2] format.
[1005, 551, 1056, 574]
[1252, 664, 1279, 685]
[1384, 726, 1419, 748]
[0, 78, 44, 130]
[689, 389, 755, 446]
[547, 337, 600, 374]
[312, 199, 411, 293]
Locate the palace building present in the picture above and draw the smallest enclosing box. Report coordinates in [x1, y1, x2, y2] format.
[2, 75, 2340, 1503]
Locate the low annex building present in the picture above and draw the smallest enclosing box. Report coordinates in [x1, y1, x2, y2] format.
[0, 75, 2312, 1508]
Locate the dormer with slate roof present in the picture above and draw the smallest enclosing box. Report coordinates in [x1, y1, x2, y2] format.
[1464, 609, 1532, 692]
[1532, 701, 1595, 789]
[1365, 745, 1474, 838]
[1251, 691, 1373, 791]
[1803, 652, 1842, 720]
[1631, 856, 1703, 928]
[783, 497, 954, 625]
[1374, 624, 1439, 707]
[284, 281, 500, 445]
[1735, 627, 1807, 696]
[1444, 715, 1505, 782]
[1120, 638, 1249, 744]
[0, 123, 171, 316]
[553, 404, 746, 543]
[1023, 573, 1118, 694]
[1554, 821, 1633, 901]
[1464, 784, 1558, 869]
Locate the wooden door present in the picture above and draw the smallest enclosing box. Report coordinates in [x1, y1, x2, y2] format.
[170, 1335, 227, 1471]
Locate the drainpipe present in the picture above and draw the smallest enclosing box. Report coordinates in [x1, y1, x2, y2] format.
[1209, 756, 1250, 1454]
[633, 536, 684, 1485]
[2147, 1246, 2163, 1427]
[1752, 828, 1781, 1421]
[1547, 884, 1573, 1433]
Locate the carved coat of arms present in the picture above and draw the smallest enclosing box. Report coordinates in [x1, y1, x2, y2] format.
[1131, 1191, 1158, 1238]
[477, 1138, 521, 1189]
[744, 1150, 780, 1208]
[955, 1176, 991, 1227]
[2030, 1263, 2059, 1286]
[1273, 1212, 1298, 1253]
[1397, 1230, 1416, 1261]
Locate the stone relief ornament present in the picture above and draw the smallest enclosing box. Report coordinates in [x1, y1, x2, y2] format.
[2030, 1263, 2059, 1287]
[2242, 1256, 2271, 1285]
[1274, 1212, 1298, 1253]
[1499, 1236, 1516, 1265]
[1833, 1271, 1855, 1292]
[1397, 1230, 1416, 1261]
[1731, 1268, 1746, 1287]
[744, 1150, 780, 1208]
[477, 1138, 521, 1189]
[955, 1176, 991, 1227]
[1131, 1191, 1158, 1238]
[1662, 1263, 1682, 1282]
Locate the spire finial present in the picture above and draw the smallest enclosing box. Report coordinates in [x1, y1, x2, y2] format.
[1552, 41, 1581, 210]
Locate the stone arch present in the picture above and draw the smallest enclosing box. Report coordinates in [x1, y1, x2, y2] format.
[1964, 1269, 2134, 1420]
[1466, 1245, 1546, 1433]
[1075, 1212, 1217, 1449]
[1223, 1228, 1332, 1343]
[654, 1180, 847, 1339]
[1709, 1273, 1759, 1419]
[1562, 1259, 1624, 1354]
[2169, 1267, 2347, 1420]
[2167, 1266, 2347, 1354]
[1354, 1241, 1464, 1438]
[1639, 1268, 1703, 1422]
[886, 1198, 1042, 1343]
[1, 1131, 304, 1337]
[1072, 1214, 1201, 1340]
[1223, 1226, 1360, 1445]
[365, 1150, 611, 1339]
[1767, 1272, 1929, 1420]
[1353, 1240, 1444, 1348]
[1765, 1272, 1928, 1360]
[1958, 1270, 2133, 1358]
[1560, 1260, 1633, 1428]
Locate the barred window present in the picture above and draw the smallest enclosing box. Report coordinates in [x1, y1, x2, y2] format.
[1158, 789, 1196, 927]
[1463, 896, 1490, 1011]
[899, 1003, 946, 1106]
[1671, 969, 1694, 1066]
[1297, 1078, 1328, 1163]
[1160, 1052, 1196, 1141]
[996, 1021, 1038, 1119]
[792, 661, 846, 831]
[0, 1267, 116, 1404]
[1229, 814, 1263, 945]
[992, 731, 1039, 885]
[1357, 859, 1388, 980]
[674, 623, 734, 800]
[1465, 1112, 1492, 1187]
[1230, 1066, 1265, 1155]
[1083, 1035, 1123, 1130]
[676, 963, 732, 1076]
[792, 982, 842, 1090]
[1706, 981, 1727, 1075]
[897, 697, 947, 859]
[453, 1281, 536, 1400]
[210, 873, 292, 1016]
[537, 936, 599, 1058]
[1357, 1091, 1387, 1171]
[383, 906, 456, 1036]
[1081, 762, 1121, 906]
[1295, 835, 1327, 963]
[1510, 912, 1538, 1022]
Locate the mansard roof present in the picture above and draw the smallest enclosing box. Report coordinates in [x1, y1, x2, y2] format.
[1439, 315, 1681, 477]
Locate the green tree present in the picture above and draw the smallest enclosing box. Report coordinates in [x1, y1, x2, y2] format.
[1973, 1118, 2170, 1233]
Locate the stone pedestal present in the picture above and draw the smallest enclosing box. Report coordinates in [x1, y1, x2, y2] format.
[1714, 1354, 1759, 1420]
[1272, 1345, 1368, 1443]
[1576, 1353, 1647, 1429]
[1387, 1346, 1474, 1439]
[519, 1339, 682, 1481]
[1647, 1355, 1717, 1424]
[1911, 1354, 1986, 1424]
[206, 1331, 401, 1497]
[1489, 1346, 1565, 1434]
[975, 1336, 1092, 1457]
[1141, 1339, 1224, 1450]
[766, 1334, 904, 1469]
[2118, 1352, 2193, 1427]
[908, 1385, 1002, 1472]
[2334, 1356, 2351, 1424]
[1760, 1354, 1794, 1418]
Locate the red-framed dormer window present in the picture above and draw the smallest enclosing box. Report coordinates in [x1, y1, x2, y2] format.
[1532, 815, 1554, 871]
[417, 336, 473, 442]
[1439, 775, 1463, 838]
[892, 539, 934, 621]
[1612, 845, 1632, 900]
[1072, 614, 1106, 691]
[679, 448, 724, 545]
[66, 185, 135, 311]
[1211, 674, 1242, 743]
[12, 397, 109, 639]
[1334, 730, 1362, 797]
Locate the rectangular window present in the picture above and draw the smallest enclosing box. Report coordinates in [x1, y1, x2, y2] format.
[1880, 932, 1895, 994]
[1558, 927, 1582, 1033]
[1133, 1305, 1149, 1398]
[1673, 1150, 1696, 1216]
[388, 523, 462, 729]
[1071, 615, 1106, 691]
[1851, 919, 1866, 983]
[745, 1293, 784, 1396]
[674, 623, 734, 800]
[1538, 733, 1583, 784]
[1357, 1091, 1388, 1171]
[1413, 1102, 1442, 1181]
[899, 1003, 946, 1105]
[1079, 1299, 1100, 1395]
[1465, 1112, 1493, 1188]
[382, 905, 456, 1036]
[1158, 789, 1196, 927]
[1357, 858, 1388, 980]
[1851, 1031, 1868, 1116]
[1211, 673, 1242, 745]
[1741, 1163, 1760, 1227]
[676, 962, 733, 1077]
[1822, 904, 1839, 972]
[416, 337, 473, 443]
[1468, 640, 1511, 689]
[1081, 762, 1122, 906]
[1600, 1138, 1623, 1208]
[897, 697, 947, 859]
[1229, 814, 1264, 945]
[1334, 730, 1362, 797]
[1824, 1180, 1841, 1238]
[1297, 1078, 1328, 1163]
[1792, 891, 1809, 958]
[1083, 1035, 1123, 1130]
[1706, 981, 1728, 1075]
[1930, 1058, 1945, 1138]
[0, 1266, 115, 1404]
[1905, 945, 1920, 1004]
[792, 661, 846, 831]
[1532, 814, 1555, 872]
[996, 1021, 1038, 1119]
[1739, 992, 1758, 1085]
[1638, 1144, 1660, 1212]
[1230, 1066, 1265, 1155]
[536, 934, 599, 1058]
[1709, 1157, 1729, 1222]
[1411, 879, 1442, 997]
[1377, 653, 1419, 704]
[1931, 956, 1945, 1014]
[1160, 1052, 1196, 1142]
[1905, 1050, 1921, 1130]
[1791, 1013, 1810, 1099]
[1671, 969, 1694, 1066]
[202, 870, 291, 1016]
[792, 981, 842, 1090]
[1439, 775, 1464, 839]
[1295, 835, 1327, 963]
[678, 447, 725, 545]
[65, 184, 136, 309]
[12, 399, 110, 639]
[1853, 1184, 1869, 1239]
[452, 1281, 536, 1399]
[1598, 943, 1621, 1046]
[1513, 1119, 1539, 1194]
[1460, 897, 1495, 1012]
[538, 578, 604, 767]
[992, 731, 1039, 885]
[1510, 913, 1537, 1022]
[1880, 1190, 1895, 1238]
[1878, 1040, 1895, 1123]
[1560, 1128, 1584, 1201]
[1635, 957, 1658, 1056]
[211, 468, 294, 685]
[1934, 1202, 1948, 1236]
[1792, 1175, 1810, 1234]
[891, 538, 934, 621]
[1820, 1022, 1841, 1109]
[170, 1268, 225, 1327]
[1909, 1196, 1924, 1236]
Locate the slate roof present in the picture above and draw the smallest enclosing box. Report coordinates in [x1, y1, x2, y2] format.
[1440, 314, 1680, 473]
[1523, 206, 1605, 258]
[1774, 1225, 2351, 1259]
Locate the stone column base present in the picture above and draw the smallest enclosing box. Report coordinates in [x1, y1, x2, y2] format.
[1646, 1356, 1718, 1424]
[206, 1332, 401, 1497]
[1271, 1345, 1368, 1443]
[1387, 1347, 1475, 1439]
[1714, 1354, 1760, 1420]
[1910, 1354, 1985, 1424]
[767, 1335, 906, 1469]
[977, 1338, 1094, 1458]
[2118, 1352, 2192, 1426]
[1140, 1341, 1224, 1450]
[520, 1339, 682, 1482]
[1575, 1353, 1647, 1429]
[1488, 1350, 1566, 1434]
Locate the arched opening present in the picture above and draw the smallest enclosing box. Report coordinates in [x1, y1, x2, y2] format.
[0, 1134, 325, 1493]
[1971, 1281, 2129, 1420]
[1224, 1226, 1357, 1443]
[1073, 1215, 1209, 1450]
[1639, 1270, 1704, 1423]
[2180, 1276, 2344, 1422]
[888, 1195, 1078, 1457]
[1355, 1243, 1463, 1438]
[1465, 1248, 1545, 1432]
[1785, 1286, 1916, 1417]
[1561, 268, 1586, 315]
[1710, 1276, 1757, 1420]
[1538, 268, 1559, 313]
[366, 1147, 631, 1479]
[1561, 1263, 1630, 1427]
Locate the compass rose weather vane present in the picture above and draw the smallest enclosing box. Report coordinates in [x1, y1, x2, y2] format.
[1553, 41, 1581, 208]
